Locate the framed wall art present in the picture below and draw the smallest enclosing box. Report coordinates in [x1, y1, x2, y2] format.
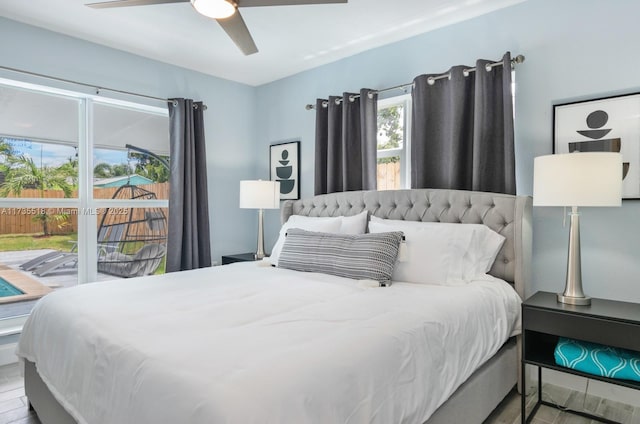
[270, 140, 300, 200]
[553, 92, 640, 199]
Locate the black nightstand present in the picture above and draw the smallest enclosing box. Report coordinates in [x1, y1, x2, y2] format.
[221, 253, 259, 265]
[521, 291, 640, 424]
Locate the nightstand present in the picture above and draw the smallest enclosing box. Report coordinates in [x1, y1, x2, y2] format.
[521, 291, 640, 424]
[221, 253, 259, 265]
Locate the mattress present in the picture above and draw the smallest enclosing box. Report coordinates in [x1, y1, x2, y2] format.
[17, 262, 521, 424]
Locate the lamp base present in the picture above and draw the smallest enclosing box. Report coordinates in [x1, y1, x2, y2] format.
[557, 293, 591, 306]
[255, 208, 266, 261]
[557, 207, 591, 307]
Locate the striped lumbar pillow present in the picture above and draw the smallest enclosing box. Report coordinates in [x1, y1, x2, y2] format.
[277, 228, 403, 285]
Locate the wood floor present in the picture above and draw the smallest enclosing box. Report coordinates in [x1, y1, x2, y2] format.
[484, 383, 640, 424]
[0, 363, 37, 424]
[0, 362, 639, 424]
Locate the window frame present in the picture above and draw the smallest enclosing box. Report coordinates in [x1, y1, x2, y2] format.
[376, 93, 411, 190]
[0, 77, 169, 284]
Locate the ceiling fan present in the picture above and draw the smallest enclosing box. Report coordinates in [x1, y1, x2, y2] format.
[86, 0, 348, 56]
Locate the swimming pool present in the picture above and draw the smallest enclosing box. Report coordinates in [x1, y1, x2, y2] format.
[0, 277, 24, 297]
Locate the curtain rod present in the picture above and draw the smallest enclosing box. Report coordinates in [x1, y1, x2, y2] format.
[0, 65, 207, 110]
[305, 54, 525, 110]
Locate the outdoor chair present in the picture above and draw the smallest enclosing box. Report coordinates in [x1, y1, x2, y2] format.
[97, 243, 166, 278]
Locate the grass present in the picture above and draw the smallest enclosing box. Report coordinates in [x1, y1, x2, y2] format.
[0, 232, 166, 275]
[0, 233, 77, 252]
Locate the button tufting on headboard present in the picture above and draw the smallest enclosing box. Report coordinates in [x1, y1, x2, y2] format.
[282, 189, 532, 296]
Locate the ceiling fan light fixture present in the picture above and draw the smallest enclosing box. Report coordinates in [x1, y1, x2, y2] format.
[191, 0, 236, 19]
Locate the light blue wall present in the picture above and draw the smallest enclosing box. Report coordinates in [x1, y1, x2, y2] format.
[3, 1, 639, 300]
[0, 17, 259, 264]
[255, 0, 640, 302]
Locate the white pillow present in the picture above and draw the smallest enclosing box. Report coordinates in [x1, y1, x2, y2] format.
[368, 217, 505, 285]
[338, 210, 368, 234]
[268, 211, 368, 266]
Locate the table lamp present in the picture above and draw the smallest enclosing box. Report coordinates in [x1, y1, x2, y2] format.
[240, 180, 280, 259]
[533, 152, 622, 305]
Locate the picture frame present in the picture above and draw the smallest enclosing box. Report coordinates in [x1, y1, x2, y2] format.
[270, 140, 300, 200]
[553, 92, 640, 199]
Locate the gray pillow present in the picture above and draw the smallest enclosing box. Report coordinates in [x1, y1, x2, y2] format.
[278, 228, 403, 286]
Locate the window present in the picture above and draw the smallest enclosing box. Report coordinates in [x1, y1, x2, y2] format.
[377, 94, 411, 190]
[0, 78, 169, 293]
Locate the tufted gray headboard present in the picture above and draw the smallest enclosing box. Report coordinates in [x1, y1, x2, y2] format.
[281, 189, 532, 300]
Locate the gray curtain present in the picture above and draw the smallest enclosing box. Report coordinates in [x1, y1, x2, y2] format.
[314, 89, 378, 195]
[411, 52, 515, 194]
[166, 98, 212, 272]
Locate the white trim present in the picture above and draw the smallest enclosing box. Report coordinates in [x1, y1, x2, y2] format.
[78, 98, 94, 283]
[93, 97, 168, 117]
[378, 93, 410, 109]
[377, 148, 402, 158]
[92, 199, 169, 208]
[0, 327, 22, 337]
[0, 317, 24, 366]
[403, 95, 412, 188]
[0, 198, 167, 209]
[0, 343, 18, 366]
[0, 199, 79, 207]
[0, 76, 88, 100]
[0, 133, 80, 148]
[0, 77, 168, 117]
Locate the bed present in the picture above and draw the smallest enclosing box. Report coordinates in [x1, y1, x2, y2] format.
[18, 188, 532, 424]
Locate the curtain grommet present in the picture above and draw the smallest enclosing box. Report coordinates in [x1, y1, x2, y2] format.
[427, 77, 435, 86]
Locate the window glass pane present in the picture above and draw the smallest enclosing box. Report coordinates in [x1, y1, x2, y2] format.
[0, 207, 78, 291]
[0, 85, 79, 144]
[96, 207, 168, 278]
[377, 156, 401, 190]
[0, 84, 79, 199]
[0, 139, 78, 199]
[377, 105, 404, 150]
[93, 103, 169, 200]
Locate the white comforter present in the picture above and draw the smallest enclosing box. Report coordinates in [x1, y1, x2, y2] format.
[17, 262, 521, 424]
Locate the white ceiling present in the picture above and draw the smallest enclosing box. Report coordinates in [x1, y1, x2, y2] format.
[0, 0, 524, 86]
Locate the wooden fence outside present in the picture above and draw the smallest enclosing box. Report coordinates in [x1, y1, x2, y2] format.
[377, 161, 401, 191]
[0, 183, 169, 236]
[1, 166, 400, 235]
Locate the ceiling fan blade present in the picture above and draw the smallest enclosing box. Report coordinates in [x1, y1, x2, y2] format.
[86, 0, 188, 9]
[216, 10, 258, 56]
[237, 0, 347, 7]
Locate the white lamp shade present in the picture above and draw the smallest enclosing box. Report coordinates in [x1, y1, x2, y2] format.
[239, 180, 280, 209]
[533, 152, 622, 207]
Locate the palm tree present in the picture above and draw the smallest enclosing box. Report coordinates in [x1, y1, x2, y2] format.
[93, 162, 113, 178]
[58, 156, 79, 186]
[93, 162, 131, 179]
[0, 138, 14, 179]
[0, 138, 13, 159]
[0, 155, 74, 236]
